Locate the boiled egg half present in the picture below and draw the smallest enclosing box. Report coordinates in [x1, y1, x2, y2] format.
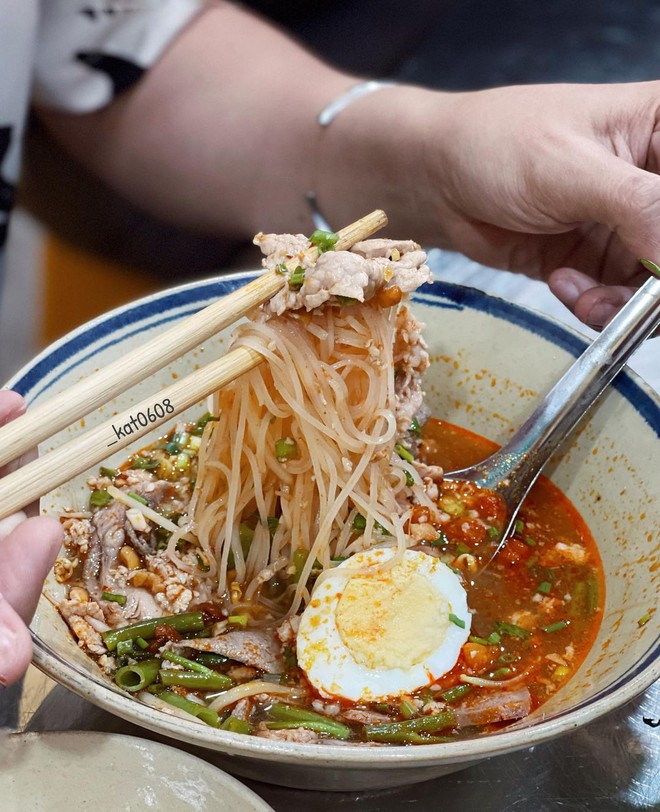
[296, 547, 471, 702]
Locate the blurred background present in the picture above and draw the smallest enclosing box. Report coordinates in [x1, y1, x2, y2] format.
[5, 0, 660, 382]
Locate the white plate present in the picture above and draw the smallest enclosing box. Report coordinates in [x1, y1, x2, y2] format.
[0, 731, 274, 811]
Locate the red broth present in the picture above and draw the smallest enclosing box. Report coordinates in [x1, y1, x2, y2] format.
[419, 419, 604, 712]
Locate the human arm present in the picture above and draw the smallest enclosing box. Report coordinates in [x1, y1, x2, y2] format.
[0, 392, 62, 687]
[36, 3, 660, 327]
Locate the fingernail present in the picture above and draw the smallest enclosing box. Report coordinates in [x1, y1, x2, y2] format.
[0, 512, 27, 539]
[586, 303, 616, 328]
[0, 592, 12, 686]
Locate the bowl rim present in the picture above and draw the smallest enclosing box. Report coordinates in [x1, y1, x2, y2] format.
[30, 633, 659, 768]
[14, 271, 659, 769]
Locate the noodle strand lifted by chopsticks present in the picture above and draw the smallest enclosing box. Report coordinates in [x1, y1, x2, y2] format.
[187, 301, 411, 615]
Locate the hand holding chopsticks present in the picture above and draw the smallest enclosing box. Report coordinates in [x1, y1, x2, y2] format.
[0, 210, 388, 521]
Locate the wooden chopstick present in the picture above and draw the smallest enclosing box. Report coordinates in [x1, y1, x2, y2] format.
[0, 209, 388, 521]
[0, 209, 387, 470]
[0, 346, 263, 520]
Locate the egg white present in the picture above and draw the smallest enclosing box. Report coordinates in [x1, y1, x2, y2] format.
[296, 547, 471, 702]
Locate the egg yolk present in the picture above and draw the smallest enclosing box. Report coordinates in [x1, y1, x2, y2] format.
[335, 568, 449, 671]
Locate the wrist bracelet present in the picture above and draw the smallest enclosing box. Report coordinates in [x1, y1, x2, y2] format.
[317, 79, 398, 127]
[307, 81, 398, 230]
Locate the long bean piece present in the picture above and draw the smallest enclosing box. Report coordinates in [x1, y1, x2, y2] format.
[365, 711, 456, 743]
[266, 703, 351, 740]
[374, 731, 455, 744]
[221, 717, 253, 734]
[102, 612, 205, 651]
[114, 659, 160, 692]
[159, 690, 220, 727]
[265, 720, 352, 739]
[159, 669, 234, 690]
[160, 650, 215, 675]
[440, 684, 473, 703]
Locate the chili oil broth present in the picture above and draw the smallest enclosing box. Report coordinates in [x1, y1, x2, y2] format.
[420, 419, 605, 710]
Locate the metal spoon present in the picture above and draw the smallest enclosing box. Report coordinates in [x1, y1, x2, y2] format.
[443, 273, 660, 570]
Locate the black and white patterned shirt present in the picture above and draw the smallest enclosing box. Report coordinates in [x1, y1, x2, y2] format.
[0, 0, 202, 263]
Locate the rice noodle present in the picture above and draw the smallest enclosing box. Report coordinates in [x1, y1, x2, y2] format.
[208, 680, 299, 712]
[137, 690, 208, 725]
[460, 671, 531, 688]
[108, 486, 196, 542]
[187, 301, 420, 616]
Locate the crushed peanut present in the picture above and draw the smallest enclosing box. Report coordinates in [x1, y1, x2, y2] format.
[68, 586, 89, 602]
[119, 545, 141, 570]
[54, 557, 78, 583]
[130, 569, 165, 593]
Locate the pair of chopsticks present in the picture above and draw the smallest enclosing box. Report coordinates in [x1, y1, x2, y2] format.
[0, 210, 388, 522]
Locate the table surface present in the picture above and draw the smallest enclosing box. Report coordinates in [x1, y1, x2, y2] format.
[22, 679, 659, 811]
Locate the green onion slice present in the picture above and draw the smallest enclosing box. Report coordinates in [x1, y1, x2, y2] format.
[638, 609, 655, 627]
[399, 699, 417, 719]
[395, 443, 414, 463]
[542, 620, 569, 633]
[129, 456, 159, 471]
[266, 516, 279, 536]
[275, 438, 298, 461]
[292, 549, 309, 584]
[288, 266, 305, 290]
[494, 621, 531, 640]
[90, 489, 113, 508]
[352, 513, 367, 532]
[126, 491, 148, 506]
[409, 417, 422, 437]
[309, 229, 339, 253]
[430, 531, 449, 548]
[116, 639, 134, 657]
[448, 613, 466, 629]
[102, 591, 126, 606]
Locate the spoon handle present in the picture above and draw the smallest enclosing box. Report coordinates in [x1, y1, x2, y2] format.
[467, 274, 660, 506]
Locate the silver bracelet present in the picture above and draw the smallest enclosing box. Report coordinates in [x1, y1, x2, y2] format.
[308, 81, 398, 230]
[317, 79, 398, 127]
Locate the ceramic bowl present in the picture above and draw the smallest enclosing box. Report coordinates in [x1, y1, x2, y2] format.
[10, 273, 659, 792]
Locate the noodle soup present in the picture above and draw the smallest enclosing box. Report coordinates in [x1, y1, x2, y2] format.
[54, 412, 603, 744]
[51, 230, 605, 745]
